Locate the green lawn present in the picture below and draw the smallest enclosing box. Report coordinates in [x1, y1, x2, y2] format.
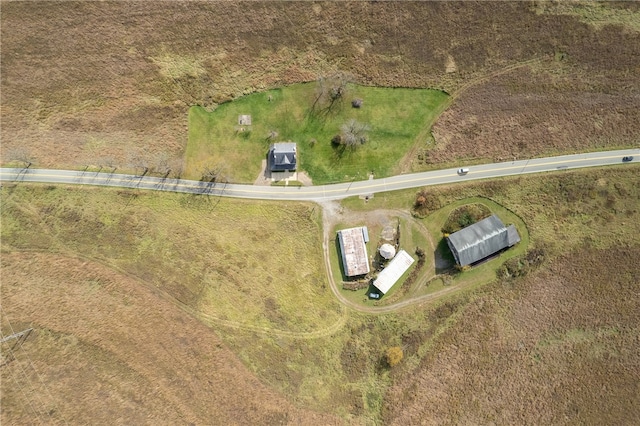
[186, 83, 449, 184]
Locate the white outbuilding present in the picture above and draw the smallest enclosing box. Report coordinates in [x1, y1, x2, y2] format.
[372, 249, 415, 294]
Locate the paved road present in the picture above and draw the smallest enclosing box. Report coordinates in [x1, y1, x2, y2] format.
[1, 149, 637, 201]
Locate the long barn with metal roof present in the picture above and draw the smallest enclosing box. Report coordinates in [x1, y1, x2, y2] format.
[446, 214, 520, 266]
[373, 249, 415, 294]
[337, 227, 370, 277]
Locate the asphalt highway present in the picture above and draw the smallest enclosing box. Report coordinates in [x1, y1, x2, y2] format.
[1, 149, 638, 201]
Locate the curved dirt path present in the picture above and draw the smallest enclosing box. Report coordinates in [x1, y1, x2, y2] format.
[1, 195, 349, 339]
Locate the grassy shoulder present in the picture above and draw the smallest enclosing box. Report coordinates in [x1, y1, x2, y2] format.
[342, 164, 640, 255]
[185, 83, 448, 184]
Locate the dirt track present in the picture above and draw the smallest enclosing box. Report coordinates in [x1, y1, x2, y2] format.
[317, 200, 472, 314]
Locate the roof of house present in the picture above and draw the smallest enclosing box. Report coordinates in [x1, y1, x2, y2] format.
[373, 249, 415, 294]
[446, 214, 520, 266]
[269, 143, 297, 171]
[338, 227, 370, 277]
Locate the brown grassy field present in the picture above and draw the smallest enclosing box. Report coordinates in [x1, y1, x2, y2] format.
[429, 60, 640, 166]
[1, 252, 339, 425]
[2, 2, 639, 171]
[345, 166, 640, 424]
[3, 166, 637, 424]
[383, 245, 640, 424]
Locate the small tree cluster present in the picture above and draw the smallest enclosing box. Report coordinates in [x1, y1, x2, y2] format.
[310, 72, 350, 115]
[497, 247, 546, 280]
[341, 119, 370, 147]
[332, 119, 370, 150]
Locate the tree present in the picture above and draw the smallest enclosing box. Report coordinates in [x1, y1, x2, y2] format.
[168, 159, 184, 179]
[385, 346, 403, 367]
[127, 151, 150, 176]
[266, 130, 279, 142]
[147, 152, 168, 176]
[201, 163, 228, 183]
[340, 119, 370, 148]
[7, 147, 33, 168]
[101, 156, 117, 173]
[412, 189, 441, 217]
[310, 72, 350, 115]
[201, 165, 220, 182]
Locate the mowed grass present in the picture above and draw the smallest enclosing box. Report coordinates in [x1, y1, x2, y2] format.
[186, 83, 449, 183]
[0, 185, 342, 333]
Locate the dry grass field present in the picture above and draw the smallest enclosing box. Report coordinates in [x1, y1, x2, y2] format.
[2, 1, 640, 424]
[1, 252, 339, 425]
[429, 61, 640, 166]
[2, 2, 639, 171]
[383, 245, 640, 425]
[0, 185, 341, 335]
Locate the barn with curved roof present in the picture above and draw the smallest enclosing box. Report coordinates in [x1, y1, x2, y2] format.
[446, 214, 520, 266]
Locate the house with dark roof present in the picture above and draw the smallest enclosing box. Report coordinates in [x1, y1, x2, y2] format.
[268, 143, 297, 172]
[446, 214, 520, 267]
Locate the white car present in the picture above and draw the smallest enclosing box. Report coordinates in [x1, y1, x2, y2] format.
[457, 168, 469, 175]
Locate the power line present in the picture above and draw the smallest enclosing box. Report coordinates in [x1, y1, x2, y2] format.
[1, 326, 47, 424]
[1, 306, 69, 425]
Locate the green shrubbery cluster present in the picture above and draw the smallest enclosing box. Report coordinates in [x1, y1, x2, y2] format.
[441, 203, 492, 234]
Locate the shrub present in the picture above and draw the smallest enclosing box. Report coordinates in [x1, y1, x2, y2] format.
[497, 247, 546, 280]
[385, 346, 403, 367]
[412, 189, 441, 218]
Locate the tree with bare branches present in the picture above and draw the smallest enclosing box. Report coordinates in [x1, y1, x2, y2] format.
[310, 72, 350, 115]
[335, 119, 370, 149]
[201, 163, 228, 183]
[7, 147, 34, 168]
[127, 151, 150, 176]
